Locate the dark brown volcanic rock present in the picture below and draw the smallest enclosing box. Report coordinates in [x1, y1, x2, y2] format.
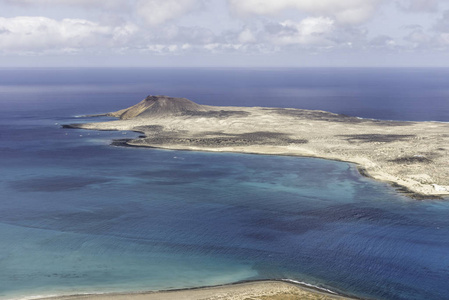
[109, 95, 206, 120]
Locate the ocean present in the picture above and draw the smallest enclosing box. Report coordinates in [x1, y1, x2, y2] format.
[0, 68, 449, 300]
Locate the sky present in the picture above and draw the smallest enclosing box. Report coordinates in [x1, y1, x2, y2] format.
[1, 0, 449, 67]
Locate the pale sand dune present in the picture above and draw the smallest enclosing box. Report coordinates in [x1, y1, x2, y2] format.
[39, 281, 356, 300]
[68, 95, 449, 199]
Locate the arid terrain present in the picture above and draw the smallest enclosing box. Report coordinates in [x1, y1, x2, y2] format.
[66, 95, 449, 199]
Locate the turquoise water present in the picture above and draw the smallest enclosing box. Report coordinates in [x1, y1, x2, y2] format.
[1, 68, 449, 300]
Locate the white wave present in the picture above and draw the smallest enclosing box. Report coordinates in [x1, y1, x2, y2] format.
[281, 279, 337, 294]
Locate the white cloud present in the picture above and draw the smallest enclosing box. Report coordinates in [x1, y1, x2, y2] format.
[0, 0, 127, 9]
[1, 0, 205, 27]
[238, 28, 256, 43]
[0, 16, 138, 54]
[396, 0, 439, 13]
[266, 17, 335, 46]
[430, 10, 449, 48]
[437, 33, 449, 45]
[404, 29, 432, 47]
[434, 10, 449, 32]
[145, 43, 181, 53]
[150, 25, 215, 45]
[369, 35, 397, 48]
[136, 0, 199, 26]
[401, 11, 449, 50]
[203, 43, 244, 53]
[227, 0, 381, 24]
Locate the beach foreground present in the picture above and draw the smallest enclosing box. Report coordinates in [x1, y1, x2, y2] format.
[40, 281, 355, 300]
[68, 95, 449, 199]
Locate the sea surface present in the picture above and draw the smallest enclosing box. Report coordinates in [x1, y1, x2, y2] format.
[0, 68, 449, 300]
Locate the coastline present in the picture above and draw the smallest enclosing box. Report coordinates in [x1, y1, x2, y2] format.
[54, 96, 449, 299]
[64, 97, 449, 199]
[110, 136, 437, 200]
[35, 280, 361, 300]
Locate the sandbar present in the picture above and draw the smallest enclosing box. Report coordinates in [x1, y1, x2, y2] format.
[38, 280, 357, 300]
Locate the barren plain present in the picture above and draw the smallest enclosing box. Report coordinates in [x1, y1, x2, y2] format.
[67, 95, 449, 199]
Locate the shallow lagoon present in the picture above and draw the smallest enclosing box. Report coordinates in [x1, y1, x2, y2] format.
[1, 68, 449, 300]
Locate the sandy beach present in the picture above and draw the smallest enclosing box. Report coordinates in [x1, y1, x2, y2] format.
[68, 95, 449, 199]
[39, 280, 357, 300]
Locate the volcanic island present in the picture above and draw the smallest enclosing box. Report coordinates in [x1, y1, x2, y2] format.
[66, 95, 449, 200]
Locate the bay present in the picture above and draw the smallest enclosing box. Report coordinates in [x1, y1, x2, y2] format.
[0, 68, 449, 300]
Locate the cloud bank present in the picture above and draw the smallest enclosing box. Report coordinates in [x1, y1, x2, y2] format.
[0, 0, 448, 66]
[0, 16, 137, 54]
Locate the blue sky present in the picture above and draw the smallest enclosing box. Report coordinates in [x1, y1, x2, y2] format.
[1, 0, 449, 67]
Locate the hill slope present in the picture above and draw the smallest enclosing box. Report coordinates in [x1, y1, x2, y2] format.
[109, 95, 206, 120]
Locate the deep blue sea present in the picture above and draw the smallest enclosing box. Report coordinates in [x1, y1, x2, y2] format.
[1, 68, 449, 300]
